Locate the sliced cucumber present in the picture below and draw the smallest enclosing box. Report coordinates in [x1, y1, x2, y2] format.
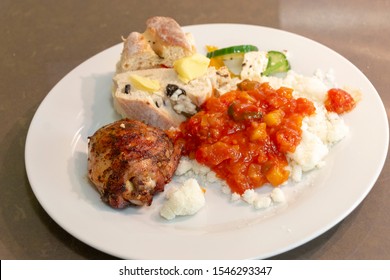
[262, 51, 290, 76]
[206, 45, 259, 59]
[222, 57, 244, 75]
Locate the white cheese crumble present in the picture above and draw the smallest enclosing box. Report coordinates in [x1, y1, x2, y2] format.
[160, 178, 205, 220]
[240, 51, 268, 81]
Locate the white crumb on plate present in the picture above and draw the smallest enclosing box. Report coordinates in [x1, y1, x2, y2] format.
[270, 188, 286, 203]
[160, 178, 205, 220]
[254, 196, 272, 209]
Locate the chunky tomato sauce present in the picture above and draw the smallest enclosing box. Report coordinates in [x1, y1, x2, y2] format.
[325, 88, 356, 114]
[174, 80, 317, 194]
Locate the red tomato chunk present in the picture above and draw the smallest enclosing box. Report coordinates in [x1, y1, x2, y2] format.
[325, 88, 356, 114]
[176, 80, 316, 194]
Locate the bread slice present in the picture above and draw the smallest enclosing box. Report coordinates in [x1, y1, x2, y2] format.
[113, 67, 216, 129]
[112, 17, 239, 129]
[112, 66, 239, 130]
[116, 16, 196, 73]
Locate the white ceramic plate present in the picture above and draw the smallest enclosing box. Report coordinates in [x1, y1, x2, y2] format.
[25, 24, 388, 259]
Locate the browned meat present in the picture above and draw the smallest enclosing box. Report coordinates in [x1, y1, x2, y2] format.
[87, 119, 182, 208]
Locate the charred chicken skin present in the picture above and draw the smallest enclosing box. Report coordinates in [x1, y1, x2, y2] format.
[87, 119, 182, 208]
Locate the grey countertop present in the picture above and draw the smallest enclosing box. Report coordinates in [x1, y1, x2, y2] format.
[1, 0, 389, 259]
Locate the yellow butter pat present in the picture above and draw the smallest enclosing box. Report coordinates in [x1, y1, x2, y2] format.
[129, 74, 160, 93]
[174, 53, 210, 83]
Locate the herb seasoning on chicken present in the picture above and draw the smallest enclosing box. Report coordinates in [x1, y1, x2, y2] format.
[87, 119, 182, 208]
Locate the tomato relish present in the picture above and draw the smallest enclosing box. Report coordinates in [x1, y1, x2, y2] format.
[172, 80, 316, 195]
[325, 88, 356, 114]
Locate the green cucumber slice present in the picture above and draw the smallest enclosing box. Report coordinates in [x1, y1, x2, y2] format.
[262, 51, 291, 76]
[206, 45, 259, 59]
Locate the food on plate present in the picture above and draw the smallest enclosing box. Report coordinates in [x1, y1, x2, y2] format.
[112, 16, 238, 129]
[87, 119, 182, 208]
[240, 187, 285, 209]
[87, 16, 360, 218]
[174, 53, 210, 83]
[116, 16, 196, 73]
[160, 178, 206, 220]
[206, 45, 259, 59]
[171, 69, 358, 207]
[112, 66, 237, 130]
[240, 51, 269, 80]
[175, 80, 317, 194]
[206, 45, 290, 77]
[325, 88, 356, 114]
[262, 51, 291, 76]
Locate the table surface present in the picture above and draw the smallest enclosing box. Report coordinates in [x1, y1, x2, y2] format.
[1, 0, 389, 260]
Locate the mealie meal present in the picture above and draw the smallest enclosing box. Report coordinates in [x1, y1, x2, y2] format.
[87, 16, 359, 220]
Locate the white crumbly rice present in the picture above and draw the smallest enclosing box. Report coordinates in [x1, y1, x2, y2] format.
[253, 196, 272, 209]
[171, 67, 353, 211]
[259, 70, 350, 177]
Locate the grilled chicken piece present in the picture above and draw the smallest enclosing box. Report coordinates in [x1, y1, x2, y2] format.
[87, 119, 182, 208]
